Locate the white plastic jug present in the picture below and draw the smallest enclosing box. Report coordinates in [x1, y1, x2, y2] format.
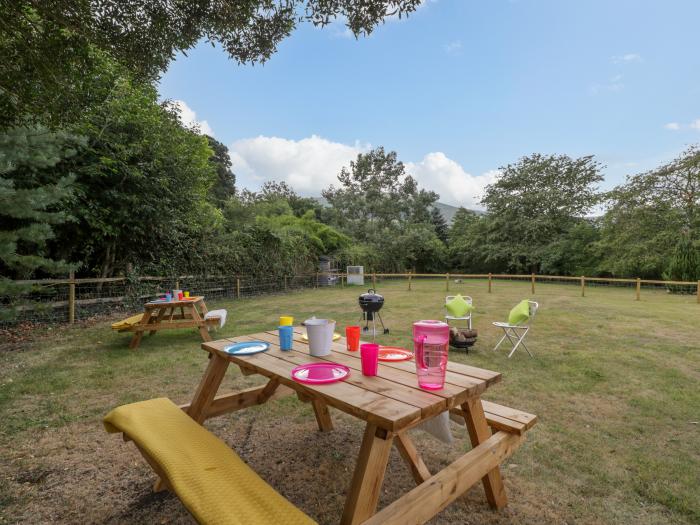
[305, 318, 336, 357]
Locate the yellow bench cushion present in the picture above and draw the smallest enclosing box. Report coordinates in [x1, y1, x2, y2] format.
[111, 314, 144, 331]
[104, 398, 316, 525]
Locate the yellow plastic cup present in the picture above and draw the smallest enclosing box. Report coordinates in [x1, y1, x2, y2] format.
[279, 316, 294, 326]
[184, 291, 190, 298]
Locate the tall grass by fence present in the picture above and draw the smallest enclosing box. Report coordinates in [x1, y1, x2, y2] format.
[2, 272, 698, 326]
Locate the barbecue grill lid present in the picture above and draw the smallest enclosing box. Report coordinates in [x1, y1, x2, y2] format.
[359, 288, 384, 302]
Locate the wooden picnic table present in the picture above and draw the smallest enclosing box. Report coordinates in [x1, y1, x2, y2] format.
[128, 296, 214, 349]
[182, 327, 531, 525]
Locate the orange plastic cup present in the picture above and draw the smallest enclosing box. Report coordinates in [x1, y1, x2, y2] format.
[346, 325, 361, 352]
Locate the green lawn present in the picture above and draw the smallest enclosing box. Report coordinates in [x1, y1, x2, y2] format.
[1, 278, 698, 524]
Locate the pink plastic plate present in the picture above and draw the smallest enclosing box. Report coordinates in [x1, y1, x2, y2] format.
[291, 362, 350, 384]
[378, 346, 414, 361]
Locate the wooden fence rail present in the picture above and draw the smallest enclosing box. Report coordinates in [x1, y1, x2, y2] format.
[3, 272, 699, 325]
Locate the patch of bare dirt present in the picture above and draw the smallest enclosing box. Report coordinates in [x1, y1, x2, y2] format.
[1, 405, 572, 525]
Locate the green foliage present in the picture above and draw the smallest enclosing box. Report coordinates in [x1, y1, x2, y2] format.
[0, 125, 81, 316]
[479, 153, 604, 273]
[599, 145, 700, 278]
[335, 244, 382, 271]
[4, 0, 700, 285]
[257, 211, 351, 254]
[1, 0, 422, 128]
[662, 236, 700, 288]
[538, 220, 602, 276]
[323, 147, 444, 271]
[391, 223, 447, 273]
[448, 208, 490, 272]
[205, 135, 236, 206]
[430, 207, 449, 243]
[42, 70, 220, 277]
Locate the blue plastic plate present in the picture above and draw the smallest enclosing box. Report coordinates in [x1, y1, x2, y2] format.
[223, 341, 270, 355]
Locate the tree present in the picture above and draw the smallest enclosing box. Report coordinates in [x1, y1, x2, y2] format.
[447, 208, 490, 272]
[1, 0, 423, 127]
[663, 236, 699, 288]
[599, 145, 700, 278]
[430, 207, 449, 243]
[256, 210, 351, 254]
[47, 72, 219, 277]
[322, 147, 442, 270]
[0, 125, 81, 316]
[539, 220, 602, 276]
[393, 223, 447, 273]
[205, 135, 236, 207]
[323, 147, 439, 242]
[480, 153, 604, 273]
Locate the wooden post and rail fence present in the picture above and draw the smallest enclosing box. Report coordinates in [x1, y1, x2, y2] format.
[4, 272, 699, 325]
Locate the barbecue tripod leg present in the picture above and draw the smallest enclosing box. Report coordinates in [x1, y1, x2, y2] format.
[377, 312, 389, 334]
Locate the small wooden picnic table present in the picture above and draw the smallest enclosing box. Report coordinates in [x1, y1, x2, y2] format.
[183, 327, 528, 525]
[128, 296, 213, 349]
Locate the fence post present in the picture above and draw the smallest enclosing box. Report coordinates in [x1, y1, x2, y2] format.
[68, 271, 76, 324]
[341, 274, 344, 288]
[531, 273, 535, 294]
[697, 280, 699, 304]
[488, 273, 492, 293]
[284, 275, 287, 291]
[372, 272, 376, 288]
[408, 272, 412, 291]
[635, 277, 641, 301]
[315, 272, 319, 288]
[446, 273, 450, 291]
[581, 276, 585, 297]
[236, 278, 240, 298]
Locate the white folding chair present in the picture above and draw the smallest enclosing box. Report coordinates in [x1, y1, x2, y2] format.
[445, 295, 473, 330]
[492, 301, 538, 358]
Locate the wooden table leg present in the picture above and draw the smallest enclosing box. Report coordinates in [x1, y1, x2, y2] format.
[149, 307, 167, 336]
[188, 304, 212, 342]
[129, 310, 153, 349]
[461, 397, 508, 509]
[186, 353, 230, 424]
[311, 399, 333, 432]
[198, 299, 209, 315]
[341, 423, 394, 525]
[394, 432, 431, 485]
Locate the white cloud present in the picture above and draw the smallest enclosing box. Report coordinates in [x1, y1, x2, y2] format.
[444, 40, 462, 55]
[228, 135, 368, 195]
[172, 99, 214, 136]
[663, 119, 700, 131]
[228, 135, 494, 208]
[611, 53, 642, 63]
[405, 152, 498, 209]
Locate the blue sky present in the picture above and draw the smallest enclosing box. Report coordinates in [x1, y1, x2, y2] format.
[159, 0, 700, 208]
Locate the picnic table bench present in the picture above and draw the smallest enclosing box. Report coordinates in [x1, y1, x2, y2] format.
[111, 296, 223, 349]
[104, 327, 537, 524]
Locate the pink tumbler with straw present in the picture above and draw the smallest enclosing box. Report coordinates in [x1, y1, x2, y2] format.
[413, 320, 450, 390]
[360, 343, 379, 376]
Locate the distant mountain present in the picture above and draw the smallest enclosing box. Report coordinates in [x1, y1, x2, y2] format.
[315, 196, 482, 223]
[433, 202, 484, 223]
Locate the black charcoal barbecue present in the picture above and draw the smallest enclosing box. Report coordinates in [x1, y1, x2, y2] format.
[358, 288, 389, 337]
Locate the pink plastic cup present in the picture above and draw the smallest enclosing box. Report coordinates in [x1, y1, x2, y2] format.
[360, 343, 379, 376]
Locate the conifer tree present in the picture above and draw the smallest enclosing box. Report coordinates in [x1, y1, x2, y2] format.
[430, 207, 449, 243]
[0, 125, 80, 313]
